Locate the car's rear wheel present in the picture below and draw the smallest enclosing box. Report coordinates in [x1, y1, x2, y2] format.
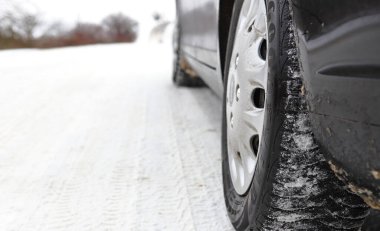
[172, 24, 205, 87]
[222, 0, 370, 230]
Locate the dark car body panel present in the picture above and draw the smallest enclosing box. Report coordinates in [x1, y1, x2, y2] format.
[291, 0, 380, 201]
[176, 0, 380, 203]
[291, 0, 380, 41]
[176, 0, 224, 95]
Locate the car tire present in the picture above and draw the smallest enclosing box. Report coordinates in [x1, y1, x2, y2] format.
[222, 0, 370, 230]
[362, 209, 380, 231]
[172, 24, 205, 87]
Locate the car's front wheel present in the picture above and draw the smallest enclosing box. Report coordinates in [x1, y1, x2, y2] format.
[222, 0, 369, 230]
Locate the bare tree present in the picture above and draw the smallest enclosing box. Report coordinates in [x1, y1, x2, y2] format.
[0, 11, 18, 38]
[102, 13, 138, 42]
[42, 21, 64, 37]
[0, 8, 40, 44]
[0, 5, 138, 49]
[68, 22, 107, 45]
[19, 13, 40, 41]
[0, 10, 26, 48]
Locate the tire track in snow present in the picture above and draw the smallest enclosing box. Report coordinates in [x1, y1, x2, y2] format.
[0, 43, 234, 231]
[168, 86, 234, 231]
[134, 79, 196, 231]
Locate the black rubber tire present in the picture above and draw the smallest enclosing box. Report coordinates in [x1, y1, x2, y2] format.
[222, 0, 370, 230]
[172, 24, 205, 87]
[362, 209, 380, 231]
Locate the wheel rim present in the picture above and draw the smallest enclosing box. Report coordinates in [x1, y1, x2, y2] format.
[226, 0, 268, 195]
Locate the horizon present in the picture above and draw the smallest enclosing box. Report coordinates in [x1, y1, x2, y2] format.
[0, 0, 175, 40]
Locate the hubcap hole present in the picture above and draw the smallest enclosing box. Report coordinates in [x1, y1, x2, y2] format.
[236, 85, 240, 102]
[259, 39, 267, 60]
[250, 135, 259, 157]
[248, 20, 255, 33]
[252, 88, 265, 109]
[230, 113, 234, 128]
[235, 53, 239, 69]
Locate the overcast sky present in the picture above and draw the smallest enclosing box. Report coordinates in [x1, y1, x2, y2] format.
[0, 0, 175, 40]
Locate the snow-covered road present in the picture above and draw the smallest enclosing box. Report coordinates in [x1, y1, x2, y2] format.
[0, 43, 234, 230]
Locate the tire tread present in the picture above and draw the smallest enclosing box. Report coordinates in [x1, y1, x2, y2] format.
[258, 1, 369, 230]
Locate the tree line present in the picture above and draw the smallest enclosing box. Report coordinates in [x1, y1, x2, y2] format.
[0, 9, 139, 49]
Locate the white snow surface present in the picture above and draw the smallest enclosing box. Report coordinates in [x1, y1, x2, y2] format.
[0, 43, 234, 231]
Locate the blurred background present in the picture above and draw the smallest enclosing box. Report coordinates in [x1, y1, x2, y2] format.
[0, 1, 235, 230]
[0, 0, 175, 49]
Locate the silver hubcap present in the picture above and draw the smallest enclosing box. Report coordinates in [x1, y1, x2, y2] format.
[226, 0, 268, 195]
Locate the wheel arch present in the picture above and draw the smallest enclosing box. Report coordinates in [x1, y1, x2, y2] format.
[218, 0, 237, 82]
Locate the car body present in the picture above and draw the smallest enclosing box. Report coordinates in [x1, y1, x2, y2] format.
[292, 0, 380, 208]
[174, 0, 380, 229]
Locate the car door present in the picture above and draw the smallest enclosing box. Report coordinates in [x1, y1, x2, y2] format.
[176, 0, 224, 96]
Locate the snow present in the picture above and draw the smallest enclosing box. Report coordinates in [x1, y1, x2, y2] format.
[293, 133, 314, 151]
[276, 214, 307, 223]
[0, 42, 234, 231]
[283, 177, 309, 188]
[263, 21, 332, 229]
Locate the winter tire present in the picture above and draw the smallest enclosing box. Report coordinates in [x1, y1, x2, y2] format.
[222, 0, 370, 230]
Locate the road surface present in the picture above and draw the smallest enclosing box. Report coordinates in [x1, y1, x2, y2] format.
[0, 43, 234, 231]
